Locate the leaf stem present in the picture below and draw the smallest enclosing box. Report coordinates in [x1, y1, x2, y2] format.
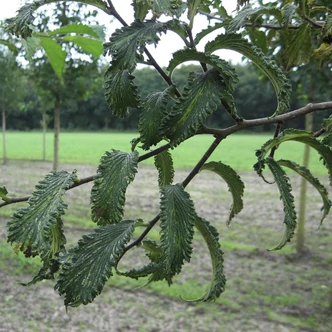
[182, 136, 223, 188]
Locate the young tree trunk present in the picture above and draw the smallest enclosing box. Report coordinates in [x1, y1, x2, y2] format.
[2, 109, 7, 165]
[296, 112, 313, 254]
[42, 112, 47, 161]
[53, 96, 61, 171]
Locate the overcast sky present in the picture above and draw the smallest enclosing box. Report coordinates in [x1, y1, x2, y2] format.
[0, 0, 243, 66]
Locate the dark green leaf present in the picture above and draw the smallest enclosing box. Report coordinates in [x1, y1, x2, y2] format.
[200, 162, 245, 225]
[116, 239, 163, 280]
[190, 216, 225, 302]
[104, 20, 168, 72]
[7, 170, 77, 259]
[159, 184, 196, 281]
[91, 150, 139, 225]
[205, 33, 291, 116]
[154, 150, 175, 187]
[133, 0, 150, 21]
[279, 24, 312, 70]
[228, 5, 282, 32]
[194, 22, 226, 45]
[22, 218, 66, 285]
[104, 68, 139, 117]
[167, 49, 239, 92]
[165, 19, 190, 46]
[139, 88, 174, 150]
[188, 0, 203, 27]
[278, 159, 331, 226]
[161, 68, 227, 147]
[55, 220, 136, 307]
[282, 3, 297, 27]
[256, 129, 332, 184]
[266, 158, 296, 251]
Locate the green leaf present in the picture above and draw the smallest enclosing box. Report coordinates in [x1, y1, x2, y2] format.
[205, 33, 292, 116]
[55, 220, 136, 307]
[0, 186, 8, 198]
[188, 216, 225, 302]
[194, 22, 226, 45]
[278, 159, 331, 226]
[154, 150, 175, 187]
[188, 0, 202, 27]
[248, 28, 268, 53]
[116, 239, 163, 280]
[321, 131, 332, 149]
[91, 150, 139, 225]
[167, 49, 239, 119]
[167, 49, 239, 92]
[151, 0, 186, 18]
[48, 23, 103, 39]
[61, 35, 103, 58]
[228, 5, 282, 32]
[142, 239, 163, 262]
[104, 20, 168, 72]
[165, 19, 190, 46]
[279, 23, 312, 70]
[282, 3, 297, 27]
[5, 0, 108, 38]
[21, 36, 41, 60]
[0, 39, 19, 55]
[161, 68, 227, 147]
[158, 184, 196, 282]
[7, 170, 77, 259]
[255, 129, 332, 184]
[117, 261, 161, 280]
[266, 158, 296, 251]
[200, 162, 245, 225]
[133, 0, 150, 21]
[138, 88, 174, 150]
[104, 68, 139, 118]
[323, 115, 332, 131]
[39, 36, 66, 81]
[22, 218, 66, 285]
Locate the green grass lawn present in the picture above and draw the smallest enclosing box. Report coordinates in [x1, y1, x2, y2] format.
[0, 130, 328, 174]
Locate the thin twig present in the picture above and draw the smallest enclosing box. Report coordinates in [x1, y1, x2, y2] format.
[105, 0, 181, 98]
[269, 122, 283, 158]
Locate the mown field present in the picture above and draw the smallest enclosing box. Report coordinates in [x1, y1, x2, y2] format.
[0, 131, 332, 331]
[0, 130, 328, 173]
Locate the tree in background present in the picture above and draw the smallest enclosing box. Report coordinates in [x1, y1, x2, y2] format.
[1, 0, 332, 309]
[0, 27, 26, 165]
[11, 1, 105, 169]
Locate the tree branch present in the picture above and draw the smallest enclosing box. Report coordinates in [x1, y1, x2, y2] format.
[1, 101, 331, 209]
[201, 102, 332, 137]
